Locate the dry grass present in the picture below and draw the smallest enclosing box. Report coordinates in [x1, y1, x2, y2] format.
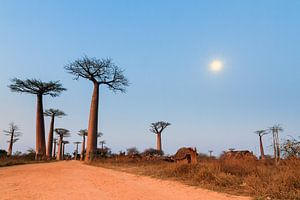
[91, 158, 300, 200]
[0, 156, 53, 167]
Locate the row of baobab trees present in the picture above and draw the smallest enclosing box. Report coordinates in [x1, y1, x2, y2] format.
[2, 117, 171, 160]
[7, 56, 129, 161]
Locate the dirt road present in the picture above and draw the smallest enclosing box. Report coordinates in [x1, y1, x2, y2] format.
[0, 161, 250, 200]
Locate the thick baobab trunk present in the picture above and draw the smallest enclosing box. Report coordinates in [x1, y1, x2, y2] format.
[57, 138, 62, 161]
[36, 94, 46, 160]
[86, 82, 99, 161]
[7, 131, 14, 156]
[46, 114, 55, 159]
[259, 135, 265, 160]
[53, 140, 57, 158]
[80, 135, 85, 161]
[156, 132, 162, 151]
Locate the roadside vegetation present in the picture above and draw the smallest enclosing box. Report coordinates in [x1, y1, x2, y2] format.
[0, 149, 54, 167]
[91, 155, 300, 200]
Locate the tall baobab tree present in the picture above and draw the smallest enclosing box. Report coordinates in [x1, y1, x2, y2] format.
[53, 138, 57, 158]
[73, 141, 81, 160]
[55, 128, 70, 160]
[150, 121, 171, 152]
[62, 140, 69, 159]
[78, 129, 88, 161]
[270, 125, 283, 163]
[44, 109, 66, 159]
[65, 56, 129, 161]
[3, 122, 22, 156]
[9, 78, 66, 160]
[255, 130, 268, 160]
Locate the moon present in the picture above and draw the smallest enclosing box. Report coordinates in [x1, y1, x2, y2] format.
[210, 60, 223, 72]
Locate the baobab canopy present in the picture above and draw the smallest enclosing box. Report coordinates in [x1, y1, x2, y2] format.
[65, 56, 129, 92]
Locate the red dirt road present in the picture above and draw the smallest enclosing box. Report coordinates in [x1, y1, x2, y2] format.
[0, 161, 251, 200]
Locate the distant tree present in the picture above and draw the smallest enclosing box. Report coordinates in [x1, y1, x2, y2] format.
[150, 121, 171, 151]
[55, 128, 70, 160]
[126, 147, 140, 156]
[73, 141, 81, 160]
[65, 56, 129, 161]
[255, 130, 268, 160]
[62, 140, 69, 158]
[208, 150, 213, 157]
[0, 149, 8, 157]
[9, 78, 66, 160]
[3, 122, 22, 156]
[269, 125, 283, 163]
[281, 137, 300, 158]
[44, 109, 66, 159]
[99, 140, 106, 149]
[78, 129, 88, 161]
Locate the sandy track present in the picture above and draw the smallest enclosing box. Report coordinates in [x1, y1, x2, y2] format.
[0, 161, 250, 200]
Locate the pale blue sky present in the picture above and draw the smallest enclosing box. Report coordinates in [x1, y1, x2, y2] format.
[0, 1, 299, 156]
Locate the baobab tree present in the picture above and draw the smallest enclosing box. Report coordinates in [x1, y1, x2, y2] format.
[53, 138, 57, 158]
[150, 121, 171, 152]
[73, 141, 81, 160]
[254, 130, 268, 160]
[270, 125, 283, 163]
[55, 128, 70, 160]
[78, 129, 88, 161]
[44, 109, 66, 159]
[3, 122, 22, 156]
[62, 140, 69, 159]
[65, 56, 129, 161]
[208, 150, 213, 157]
[99, 140, 106, 149]
[9, 78, 66, 160]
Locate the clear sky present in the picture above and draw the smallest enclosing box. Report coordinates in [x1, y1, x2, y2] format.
[0, 0, 299, 156]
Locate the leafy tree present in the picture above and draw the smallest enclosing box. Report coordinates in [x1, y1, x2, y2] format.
[126, 147, 140, 156]
[3, 122, 22, 156]
[281, 137, 300, 158]
[44, 109, 66, 159]
[65, 56, 129, 161]
[9, 78, 66, 159]
[150, 121, 171, 151]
